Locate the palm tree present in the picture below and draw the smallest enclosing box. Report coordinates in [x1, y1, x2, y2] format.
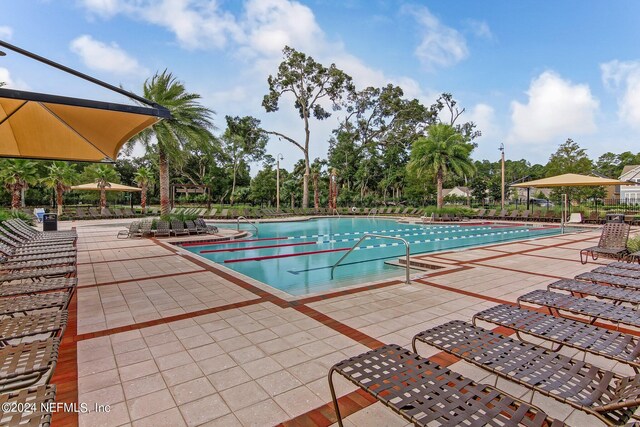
[90, 165, 118, 209]
[42, 162, 77, 215]
[0, 159, 39, 210]
[130, 70, 215, 216]
[134, 167, 154, 213]
[408, 123, 476, 209]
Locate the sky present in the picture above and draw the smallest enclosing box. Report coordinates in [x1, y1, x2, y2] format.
[2, 0, 640, 173]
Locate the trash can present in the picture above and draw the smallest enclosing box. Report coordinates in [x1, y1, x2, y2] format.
[42, 213, 58, 231]
[605, 213, 624, 223]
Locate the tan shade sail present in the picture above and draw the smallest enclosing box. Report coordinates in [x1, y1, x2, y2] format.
[511, 173, 636, 188]
[71, 182, 141, 192]
[0, 88, 170, 162]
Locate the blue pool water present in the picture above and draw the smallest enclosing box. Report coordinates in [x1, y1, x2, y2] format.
[182, 218, 566, 296]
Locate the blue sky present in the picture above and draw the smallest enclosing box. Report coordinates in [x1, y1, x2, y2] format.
[3, 0, 640, 173]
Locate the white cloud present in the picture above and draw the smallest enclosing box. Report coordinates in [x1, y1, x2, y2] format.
[70, 35, 147, 76]
[601, 60, 640, 129]
[405, 5, 468, 69]
[465, 19, 493, 40]
[507, 71, 598, 145]
[0, 67, 30, 90]
[79, 0, 239, 49]
[0, 25, 13, 40]
[468, 103, 497, 139]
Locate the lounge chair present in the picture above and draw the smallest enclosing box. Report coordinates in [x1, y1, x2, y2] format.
[195, 218, 217, 234]
[217, 209, 229, 219]
[473, 304, 640, 371]
[117, 222, 141, 239]
[185, 220, 205, 235]
[88, 207, 101, 219]
[0, 311, 67, 345]
[3, 221, 75, 242]
[484, 209, 496, 219]
[0, 385, 57, 426]
[413, 320, 640, 426]
[205, 208, 217, 218]
[1, 257, 76, 272]
[591, 265, 640, 279]
[530, 210, 542, 221]
[0, 233, 75, 252]
[0, 237, 76, 257]
[0, 245, 76, 262]
[549, 278, 640, 306]
[607, 261, 640, 271]
[420, 213, 434, 224]
[75, 208, 89, 220]
[170, 220, 189, 236]
[584, 211, 601, 224]
[580, 223, 630, 264]
[507, 210, 519, 220]
[154, 220, 170, 238]
[0, 292, 71, 317]
[0, 265, 76, 284]
[473, 208, 486, 219]
[329, 344, 563, 427]
[0, 278, 77, 298]
[140, 221, 153, 237]
[0, 338, 60, 393]
[521, 210, 530, 219]
[518, 289, 640, 329]
[101, 207, 114, 218]
[576, 271, 640, 290]
[112, 208, 125, 218]
[568, 212, 583, 223]
[494, 209, 507, 220]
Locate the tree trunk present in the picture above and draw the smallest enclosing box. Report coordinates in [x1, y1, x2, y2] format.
[436, 169, 444, 209]
[100, 189, 107, 209]
[20, 188, 26, 208]
[159, 148, 170, 216]
[141, 184, 147, 213]
[313, 174, 319, 210]
[291, 194, 294, 210]
[302, 115, 310, 209]
[230, 161, 238, 206]
[56, 185, 63, 216]
[11, 187, 20, 210]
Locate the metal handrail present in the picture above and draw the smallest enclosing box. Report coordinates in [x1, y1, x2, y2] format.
[236, 216, 258, 235]
[332, 208, 341, 218]
[330, 233, 411, 284]
[368, 208, 377, 217]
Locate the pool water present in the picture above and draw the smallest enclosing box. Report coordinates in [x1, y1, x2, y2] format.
[182, 218, 564, 296]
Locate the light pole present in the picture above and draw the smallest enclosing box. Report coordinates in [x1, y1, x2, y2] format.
[499, 143, 505, 210]
[276, 153, 283, 212]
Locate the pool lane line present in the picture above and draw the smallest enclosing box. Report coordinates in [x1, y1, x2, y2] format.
[200, 241, 317, 254]
[179, 236, 288, 247]
[222, 228, 555, 263]
[224, 247, 350, 263]
[318, 226, 495, 243]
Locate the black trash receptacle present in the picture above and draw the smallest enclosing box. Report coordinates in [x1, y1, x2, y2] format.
[42, 213, 58, 231]
[605, 213, 624, 223]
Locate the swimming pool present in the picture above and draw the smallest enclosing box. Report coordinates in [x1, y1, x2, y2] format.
[181, 218, 565, 296]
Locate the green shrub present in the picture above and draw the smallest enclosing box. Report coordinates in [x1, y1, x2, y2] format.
[628, 236, 640, 253]
[0, 209, 34, 225]
[421, 206, 476, 217]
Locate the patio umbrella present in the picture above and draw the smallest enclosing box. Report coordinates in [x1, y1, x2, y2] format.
[71, 182, 141, 192]
[511, 173, 635, 231]
[0, 87, 170, 162]
[511, 173, 634, 188]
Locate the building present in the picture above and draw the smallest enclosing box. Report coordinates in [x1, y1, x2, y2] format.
[619, 165, 640, 202]
[442, 186, 471, 199]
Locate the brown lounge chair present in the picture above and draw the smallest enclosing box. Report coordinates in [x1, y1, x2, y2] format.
[154, 220, 171, 238]
[170, 220, 189, 236]
[0, 278, 77, 298]
[473, 304, 640, 371]
[0, 311, 68, 346]
[413, 320, 640, 426]
[0, 338, 60, 392]
[549, 278, 640, 306]
[117, 222, 142, 239]
[580, 223, 630, 264]
[518, 289, 640, 329]
[0, 385, 56, 426]
[0, 244, 75, 262]
[0, 265, 76, 284]
[195, 218, 218, 234]
[591, 265, 640, 279]
[329, 344, 564, 427]
[1, 257, 76, 272]
[576, 271, 640, 291]
[0, 292, 71, 317]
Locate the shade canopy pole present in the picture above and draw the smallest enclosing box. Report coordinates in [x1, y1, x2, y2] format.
[0, 39, 166, 112]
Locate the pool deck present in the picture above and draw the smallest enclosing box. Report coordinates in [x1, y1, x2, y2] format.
[48, 218, 638, 427]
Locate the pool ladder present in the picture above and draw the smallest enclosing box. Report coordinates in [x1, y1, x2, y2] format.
[236, 216, 258, 236]
[330, 234, 411, 284]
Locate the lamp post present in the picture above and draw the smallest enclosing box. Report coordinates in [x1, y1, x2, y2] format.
[499, 143, 505, 210]
[276, 153, 283, 212]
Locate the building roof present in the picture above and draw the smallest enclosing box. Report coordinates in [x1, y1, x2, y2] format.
[620, 165, 640, 179]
